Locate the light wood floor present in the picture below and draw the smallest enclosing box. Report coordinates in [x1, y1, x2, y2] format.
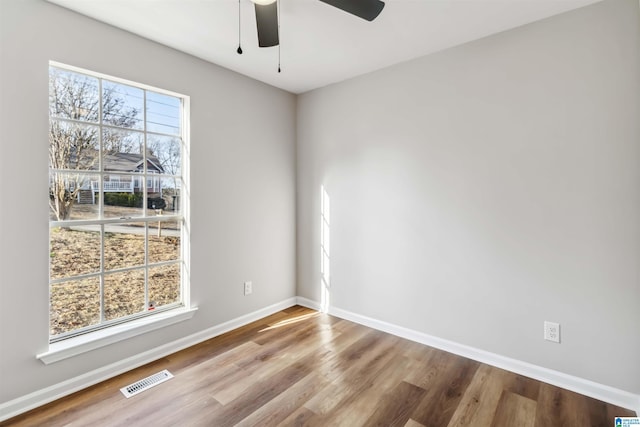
[2, 306, 635, 426]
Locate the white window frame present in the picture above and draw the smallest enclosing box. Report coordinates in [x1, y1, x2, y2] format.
[45, 62, 192, 357]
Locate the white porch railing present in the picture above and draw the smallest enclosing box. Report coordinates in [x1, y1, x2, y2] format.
[68, 179, 164, 204]
[91, 181, 134, 192]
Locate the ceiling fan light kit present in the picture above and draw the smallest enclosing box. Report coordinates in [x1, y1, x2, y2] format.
[254, 1, 280, 47]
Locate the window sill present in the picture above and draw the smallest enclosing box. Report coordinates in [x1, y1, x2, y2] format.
[37, 307, 198, 365]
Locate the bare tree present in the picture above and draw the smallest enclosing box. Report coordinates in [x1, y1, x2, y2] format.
[49, 68, 139, 221]
[147, 137, 181, 175]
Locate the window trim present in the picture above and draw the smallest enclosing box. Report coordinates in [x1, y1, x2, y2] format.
[48, 61, 191, 344]
[37, 307, 198, 364]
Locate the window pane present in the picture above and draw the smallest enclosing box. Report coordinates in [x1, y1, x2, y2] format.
[50, 277, 101, 336]
[102, 128, 144, 157]
[49, 171, 100, 221]
[102, 80, 144, 130]
[146, 181, 165, 215]
[49, 67, 100, 123]
[103, 200, 145, 219]
[101, 128, 145, 218]
[162, 177, 181, 213]
[49, 120, 99, 171]
[149, 221, 180, 263]
[149, 264, 180, 309]
[104, 269, 145, 320]
[147, 135, 181, 176]
[50, 226, 101, 279]
[101, 173, 145, 219]
[104, 222, 146, 271]
[146, 91, 181, 135]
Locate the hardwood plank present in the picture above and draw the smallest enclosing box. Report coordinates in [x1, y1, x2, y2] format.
[251, 311, 325, 347]
[303, 331, 402, 417]
[207, 357, 313, 427]
[282, 305, 314, 315]
[490, 390, 536, 427]
[327, 352, 419, 426]
[587, 397, 611, 427]
[403, 344, 439, 388]
[213, 316, 342, 404]
[534, 383, 591, 426]
[607, 403, 638, 419]
[362, 381, 426, 427]
[2, 306, 636, 427]
[410, 355, 480, 427]
[235, 372, 328, 426]
[164, 320, 271, 371]
[111, 391, 222, 427]
[277, 407, 317, 426]
[446, 364, 508, 427]
[504, 372, 540, 402]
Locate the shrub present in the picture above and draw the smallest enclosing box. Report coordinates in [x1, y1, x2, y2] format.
[104, 192, 142, 208]
[102, 193, 166, 210]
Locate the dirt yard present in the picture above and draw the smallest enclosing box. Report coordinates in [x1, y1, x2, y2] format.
[49, 225, 181, 336]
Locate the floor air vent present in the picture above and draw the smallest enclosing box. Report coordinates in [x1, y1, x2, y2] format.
[120, 369, 174, 398]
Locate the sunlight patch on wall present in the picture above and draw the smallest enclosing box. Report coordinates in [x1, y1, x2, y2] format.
[321, 185, 331, 313]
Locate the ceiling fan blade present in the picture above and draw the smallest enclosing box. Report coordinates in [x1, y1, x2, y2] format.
[255, 2, 279, 47]
[318, 0, 385, 21]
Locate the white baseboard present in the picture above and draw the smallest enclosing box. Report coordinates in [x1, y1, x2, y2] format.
[2, 297, 638, 422]
[310, 301, 639, 414]
[296, 296, 322, 311]
[0, 297, 297, 422]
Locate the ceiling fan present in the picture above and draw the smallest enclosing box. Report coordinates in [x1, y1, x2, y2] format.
[250, 0, 386, 48]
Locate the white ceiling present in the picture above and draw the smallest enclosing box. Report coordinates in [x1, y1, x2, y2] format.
[47, 0, 600, 94]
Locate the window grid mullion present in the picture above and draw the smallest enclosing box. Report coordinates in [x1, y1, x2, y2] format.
[143, 89, 149, 311]
[50, 215, 182, 228]
[144, 224, 149, 311]
[100, 224, 106, 323]
[50, 260, 180, 286]
[49, 116, 183, 139]
[181, 99, 187, 305]
[98, 78, 106, 324]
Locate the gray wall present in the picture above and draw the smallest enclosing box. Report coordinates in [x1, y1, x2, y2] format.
[297, 0, 640, 394]
[0, 0, 296, 403]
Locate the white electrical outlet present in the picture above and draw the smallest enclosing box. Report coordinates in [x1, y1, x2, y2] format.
[244, 281, 252, 296]
[544, 321, 560, 343]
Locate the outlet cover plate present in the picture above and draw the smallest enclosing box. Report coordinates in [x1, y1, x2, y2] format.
[544, 321, 560, 343]
[244, 281, 252, 296]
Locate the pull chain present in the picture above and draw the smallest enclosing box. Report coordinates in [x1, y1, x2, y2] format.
[237, 0, 243, 54]
[277, 0, 281, 72]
